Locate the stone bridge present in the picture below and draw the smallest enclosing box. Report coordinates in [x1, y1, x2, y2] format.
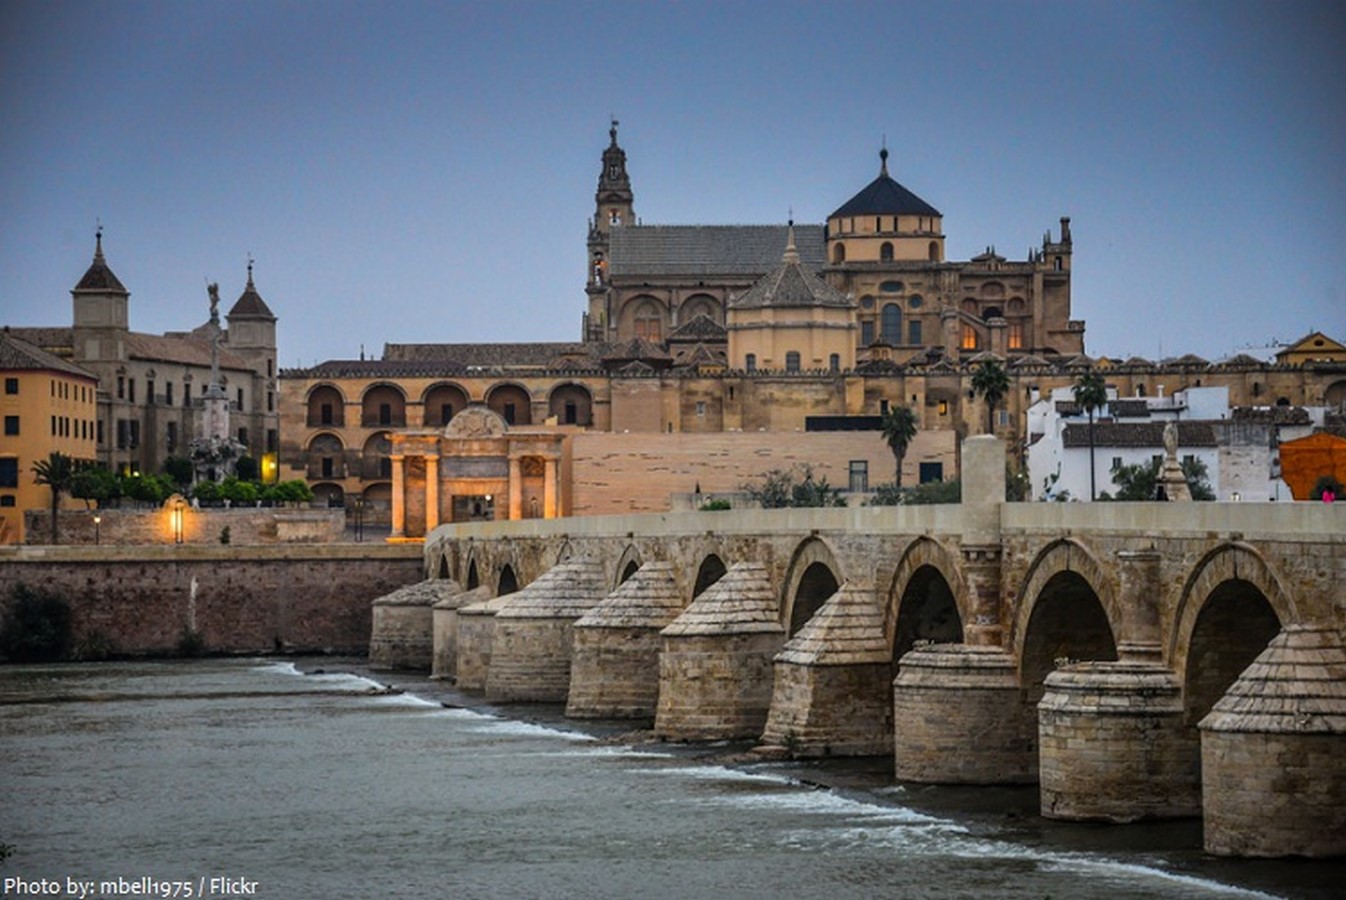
[383, 438, 1344, 858]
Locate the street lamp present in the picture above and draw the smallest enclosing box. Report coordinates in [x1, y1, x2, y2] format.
[93, 514, 101, 546]
[353, 496, 365, 543]
[172, 498, 185, 544]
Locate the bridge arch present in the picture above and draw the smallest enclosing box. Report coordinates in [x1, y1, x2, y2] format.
[691, 552, 728, 603]
[1013, 538, 1120, 705]
[614, 544, 643, 589]
[781, 536, 844, 635]
[1172, 543, 1293, 726]
[885, 536, 966, 661]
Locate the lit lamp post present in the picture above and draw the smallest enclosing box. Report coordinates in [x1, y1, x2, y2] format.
[93, 514, 101, 546]
[172, 498, 186, 544]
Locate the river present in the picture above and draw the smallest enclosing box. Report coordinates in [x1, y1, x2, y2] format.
[0, 659, 1338, 899]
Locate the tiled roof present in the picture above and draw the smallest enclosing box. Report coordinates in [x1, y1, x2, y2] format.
[1062, 420, 1217, 449]
[123, 332, 252, 371]
[829, 155, 941, 219]
[282, 359, 470, 379]
[384, 342, 601, 368]
[602, 337, 672, 365]
[729, 238, 853, 310]
[1230, 406, 1311, 425]
[608, 224, 827, 276]
[227, 272, 276, 320]
[73, 234, 129, 294]
[5, 327, 74, 353]
[667, 313, 726, 342]
[1109, 399, 1151, 418]
[0, 330, 96, 379]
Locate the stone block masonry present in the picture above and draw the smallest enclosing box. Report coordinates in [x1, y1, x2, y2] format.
[0, 544, 423, 657]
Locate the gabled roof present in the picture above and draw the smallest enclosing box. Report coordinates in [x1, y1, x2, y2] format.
[0, 329, 96, 379]
[667, 313, 727, 343]
[1062, 420, 1217, 449]
[123, 332, 252, 372]
[829, 149, 941, 219]
[607, 224, 826, 276]
[1275, 331, 1346, 362]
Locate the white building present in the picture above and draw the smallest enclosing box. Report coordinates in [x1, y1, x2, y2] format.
[1026, 385, 1320, 502]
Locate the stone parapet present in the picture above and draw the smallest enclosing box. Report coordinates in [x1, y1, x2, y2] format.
[893, 644, 1037, 783]
[1038, 661, 1199, 822]
[1200, 625, 1346, 858]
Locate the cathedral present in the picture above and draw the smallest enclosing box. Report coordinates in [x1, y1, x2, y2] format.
[584, 121, 1082, 366]
[275, 125, 1343, 533]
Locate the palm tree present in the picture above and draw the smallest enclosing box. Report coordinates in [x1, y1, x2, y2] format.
[32, 451, 77, 545]
[1073, 371, 1108, 501]
[880, 406, 918, 487]
[970, 359, 1009, 434]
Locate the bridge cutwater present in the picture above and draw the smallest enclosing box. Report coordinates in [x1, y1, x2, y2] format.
[367, 436, 1345, 859]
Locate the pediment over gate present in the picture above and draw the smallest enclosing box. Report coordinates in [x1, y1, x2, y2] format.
[444, 406, 508, 439]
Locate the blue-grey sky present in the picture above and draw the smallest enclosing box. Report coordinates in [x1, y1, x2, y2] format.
[2, 0, 1343, 367]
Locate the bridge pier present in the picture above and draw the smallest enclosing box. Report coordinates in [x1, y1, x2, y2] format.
[761, 584, 893, 756]
[486, 559, 607, 702]
[566, 562, 683, 719]
[1038, 548, 1201, 821]
[431, 584, 487, 680]
[893, 644, 1037, 783]
[455, 592, 514, 690]
[655, 562, 785, 741]
[369, 579, 460, 671]
[1200, 624, 1346, 858]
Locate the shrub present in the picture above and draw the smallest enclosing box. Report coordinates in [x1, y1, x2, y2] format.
[220, 477, 258, 504]
[192, 480, 221, 503]
[699, 498, 731, 511]
[234, 455, 260, 482]
[0, 584, 73, 663]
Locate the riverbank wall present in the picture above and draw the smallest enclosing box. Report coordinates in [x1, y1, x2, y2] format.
[0, 543, 423, 657]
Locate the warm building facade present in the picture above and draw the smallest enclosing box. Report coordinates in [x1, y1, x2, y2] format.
[0, 330, 99, 542]
[277, 127, 1346, 526]
[8, 233, 280, 479]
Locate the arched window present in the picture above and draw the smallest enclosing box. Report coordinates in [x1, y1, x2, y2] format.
[929, 241, 940, 262]
[880, 242, 894, 261]
[634, 300, 662, 341]
[961, 324, 978, 350]
[881, 304, 902, 343]
[832, 243, 846, 264]
[785, 351, 801, 373]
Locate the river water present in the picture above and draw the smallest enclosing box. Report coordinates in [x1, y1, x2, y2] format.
[0, 659, 1338, 899]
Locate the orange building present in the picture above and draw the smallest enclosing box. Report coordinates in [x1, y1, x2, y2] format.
[1277, 432, 1346, 500]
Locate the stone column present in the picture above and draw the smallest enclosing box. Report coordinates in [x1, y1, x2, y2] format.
[390, 454, 405, 538]
[1115, 548, 1162, 662]
[424, 455, 440, 533]
[508, 456, 522, 521]
[544, 457, 559, 518]
[960, 544, 1002, 646]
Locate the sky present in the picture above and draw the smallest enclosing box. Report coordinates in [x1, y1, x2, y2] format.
[1, 0, 1343, 369]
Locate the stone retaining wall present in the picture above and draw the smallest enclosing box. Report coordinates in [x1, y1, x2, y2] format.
[24, 506, 345, 546]
[0, 544, 422, 657]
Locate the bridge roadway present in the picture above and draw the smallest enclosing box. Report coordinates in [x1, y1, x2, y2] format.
[395, 437, 1344, 858]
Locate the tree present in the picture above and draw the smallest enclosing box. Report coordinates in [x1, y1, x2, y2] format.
[1073, 372, 1108, 501]
[879, 406, 918, 487]
[31, 452, 77, 544]
[71, 465, 120, 508]
[970, 359, 1009, 434]
[1107, 457, 1214, 501]
[741, 465, 844, 509]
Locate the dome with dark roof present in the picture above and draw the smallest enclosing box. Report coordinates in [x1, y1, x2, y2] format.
[829, 149, 941, 219]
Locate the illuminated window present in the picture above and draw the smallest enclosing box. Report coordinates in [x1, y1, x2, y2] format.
[961, 324, 978, 350]
[1009, 322, 1024, 350]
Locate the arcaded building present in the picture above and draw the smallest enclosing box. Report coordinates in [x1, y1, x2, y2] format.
[278, 127, 1346, 532]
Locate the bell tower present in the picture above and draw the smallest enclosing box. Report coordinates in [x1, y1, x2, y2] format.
[585, 119, 635, 341]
